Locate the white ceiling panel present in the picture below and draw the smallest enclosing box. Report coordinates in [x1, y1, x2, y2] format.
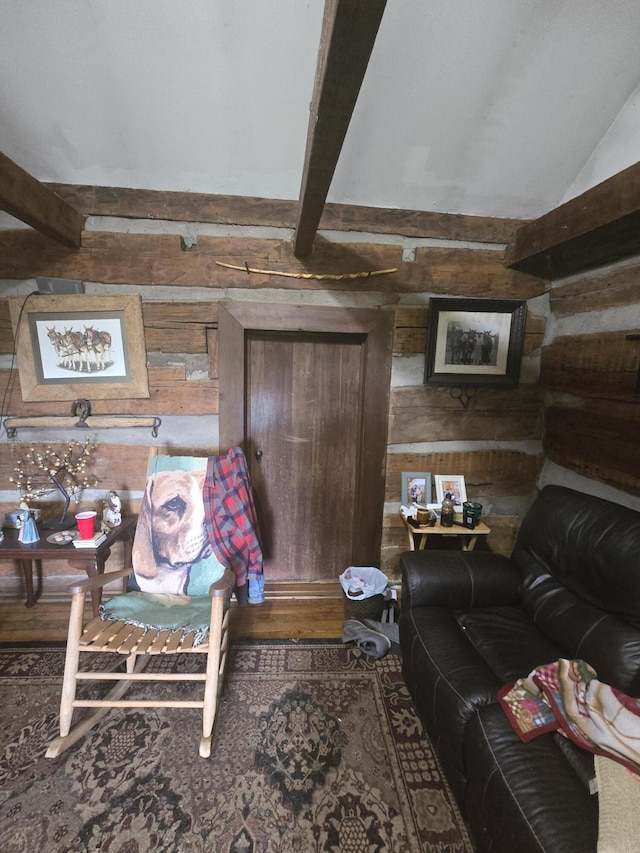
[1, 0, 640, 220]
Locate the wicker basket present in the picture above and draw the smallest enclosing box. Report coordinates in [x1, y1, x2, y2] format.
[343, 591, 387, 622]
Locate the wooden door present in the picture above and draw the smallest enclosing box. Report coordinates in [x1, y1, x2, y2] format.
[247, 330, 363, 579]
[218, 302, 393, 581]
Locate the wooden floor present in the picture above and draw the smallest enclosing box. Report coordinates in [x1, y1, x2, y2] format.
[0, 581, 348, 644]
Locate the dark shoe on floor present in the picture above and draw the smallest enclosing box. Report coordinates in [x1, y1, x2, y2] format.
[342, 619, 392, 659]
[363, 619, 401, 655]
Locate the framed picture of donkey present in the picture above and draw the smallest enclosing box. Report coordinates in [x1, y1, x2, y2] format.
[9, 294, 149, 401]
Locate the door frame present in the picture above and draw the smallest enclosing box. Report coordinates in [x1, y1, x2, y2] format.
[217, 301, 394, 567]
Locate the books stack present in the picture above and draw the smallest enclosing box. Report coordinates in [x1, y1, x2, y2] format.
[72, 531, 107, 548]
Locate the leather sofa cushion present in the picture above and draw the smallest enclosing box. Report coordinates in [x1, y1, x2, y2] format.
[553, 733, 596, 792]
[514, 485, 640, 630]
[518, 570, 640, 695]
[401, 549, 520, 610]
[457, 605, 562, 684]
[464, 703, 598, 853]
[400, 605, 503, 802]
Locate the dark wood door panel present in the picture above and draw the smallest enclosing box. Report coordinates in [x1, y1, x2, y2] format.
[248, 331, 363, 579]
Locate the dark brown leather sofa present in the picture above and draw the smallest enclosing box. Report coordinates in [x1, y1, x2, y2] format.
[399, 485, 640, 853]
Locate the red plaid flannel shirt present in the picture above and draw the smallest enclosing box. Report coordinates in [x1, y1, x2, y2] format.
[203, 447, 263, 590]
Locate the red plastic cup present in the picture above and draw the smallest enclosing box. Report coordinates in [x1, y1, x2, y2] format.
[75, 511, 97, 539]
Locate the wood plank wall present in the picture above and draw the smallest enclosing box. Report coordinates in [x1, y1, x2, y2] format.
[541, 257, 640, 496]
[0, 188, 548, 603]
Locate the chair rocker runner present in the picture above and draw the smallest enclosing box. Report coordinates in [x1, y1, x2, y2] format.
[47, 450, 261, 759]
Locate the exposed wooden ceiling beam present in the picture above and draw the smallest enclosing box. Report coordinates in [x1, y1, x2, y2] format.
[0, 151, 85, 247]
[47, 183, 526, 244]
[506, 161, 640, 279]
[293, 0, 387, 258]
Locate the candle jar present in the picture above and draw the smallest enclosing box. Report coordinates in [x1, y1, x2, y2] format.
[416, 505, 431, 525]
[462, 501, 483, 529]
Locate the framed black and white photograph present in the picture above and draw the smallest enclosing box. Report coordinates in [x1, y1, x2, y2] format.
[9, 294, 149, 402]
[424, 298, 527, 386]
[401, 471, 432, 506]
[434, 474, 467, 509]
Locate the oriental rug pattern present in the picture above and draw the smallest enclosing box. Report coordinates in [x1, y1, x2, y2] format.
[0, 641, 473, 853]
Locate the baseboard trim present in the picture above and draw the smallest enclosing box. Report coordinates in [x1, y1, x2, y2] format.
[259, 580, 343, 601]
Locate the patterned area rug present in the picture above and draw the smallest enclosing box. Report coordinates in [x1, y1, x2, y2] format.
[0, 641, 474, 852]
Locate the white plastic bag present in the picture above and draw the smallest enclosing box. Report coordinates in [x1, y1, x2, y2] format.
[339, 566, 388, 600]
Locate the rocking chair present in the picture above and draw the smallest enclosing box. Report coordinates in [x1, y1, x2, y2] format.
[46, 452, 251, 759]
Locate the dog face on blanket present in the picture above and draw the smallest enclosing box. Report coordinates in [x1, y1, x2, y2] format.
[132, 469, 212, 594]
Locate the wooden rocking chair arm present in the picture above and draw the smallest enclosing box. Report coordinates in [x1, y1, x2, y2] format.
[209, 568, 235, 597]
[67, 567, 133, 595]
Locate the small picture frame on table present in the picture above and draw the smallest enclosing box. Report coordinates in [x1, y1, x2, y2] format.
[401, 472, 432, 506]
[434, 475, 467, 510]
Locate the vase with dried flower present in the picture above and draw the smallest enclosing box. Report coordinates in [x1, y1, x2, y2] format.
[9, 438, 98, 529]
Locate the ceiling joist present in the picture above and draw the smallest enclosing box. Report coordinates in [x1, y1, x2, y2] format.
[0, 150, 85, 247]
[293, 0, 387, 258]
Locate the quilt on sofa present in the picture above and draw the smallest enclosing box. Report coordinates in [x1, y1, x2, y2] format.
[500, 658, 640, 774]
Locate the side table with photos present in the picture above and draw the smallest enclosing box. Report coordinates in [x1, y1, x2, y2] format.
[0, 515, 138, 617]
[400, 510, 490, 552]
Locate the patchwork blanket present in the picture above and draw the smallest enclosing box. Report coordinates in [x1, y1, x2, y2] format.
[499, 659, 640, 776]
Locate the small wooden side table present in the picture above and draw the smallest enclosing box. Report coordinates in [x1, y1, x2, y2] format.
[0, 515, 137, 617]
[400, 512, 490, 552]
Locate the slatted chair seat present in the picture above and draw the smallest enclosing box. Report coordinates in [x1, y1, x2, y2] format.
[45, 451, 255, 759]
[78, 614, 220, 654]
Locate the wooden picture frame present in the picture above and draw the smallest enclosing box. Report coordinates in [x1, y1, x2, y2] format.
[434, 474, 467, 509]
[424, 298, 527, 386]
[401, 471, 432, 506]
[9, 294, 149, 402]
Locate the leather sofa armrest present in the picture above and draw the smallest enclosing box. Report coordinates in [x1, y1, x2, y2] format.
[401, 550, 521, 610]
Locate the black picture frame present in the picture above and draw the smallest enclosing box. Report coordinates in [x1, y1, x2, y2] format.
[424, 298, 527, 386]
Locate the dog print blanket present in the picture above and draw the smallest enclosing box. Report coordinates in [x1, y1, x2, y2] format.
[130, 455, 227, 595]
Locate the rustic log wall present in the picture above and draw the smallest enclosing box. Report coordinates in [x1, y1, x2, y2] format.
[540, 256, 640, 499]
[0, 189, 548, 602]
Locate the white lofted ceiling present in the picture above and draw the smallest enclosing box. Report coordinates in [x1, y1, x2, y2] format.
[1, 0, 640, 222]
